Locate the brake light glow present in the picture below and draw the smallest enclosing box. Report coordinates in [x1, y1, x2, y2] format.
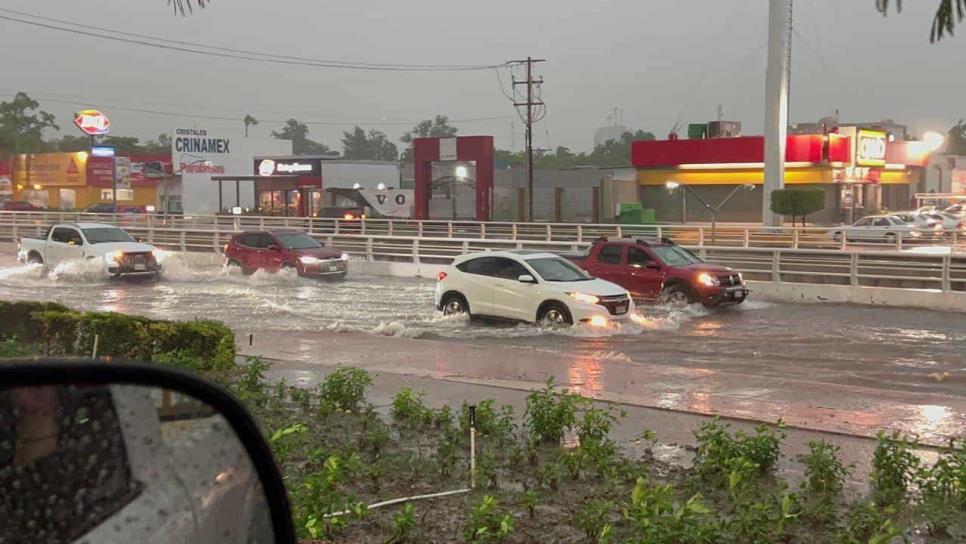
[343, 213, 354, 220]
[223, 243, 229, 253]
[437, 271, 447, 282]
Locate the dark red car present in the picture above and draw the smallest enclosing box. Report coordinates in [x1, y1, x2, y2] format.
[567, 237, 748, 307]
[0, 200, 43, 212]
[223, 230, 348, 280]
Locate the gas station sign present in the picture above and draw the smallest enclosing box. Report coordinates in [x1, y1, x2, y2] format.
[855, 129, 887, 167]
[73, 110, 111, 136]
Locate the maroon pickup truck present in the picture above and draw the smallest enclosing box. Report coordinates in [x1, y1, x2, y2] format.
[566, 237, 748, 307]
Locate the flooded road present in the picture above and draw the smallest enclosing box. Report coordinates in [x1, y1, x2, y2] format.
[2, 254, 963, 402]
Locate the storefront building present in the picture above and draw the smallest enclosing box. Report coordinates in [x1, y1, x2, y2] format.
[632, 129, 933, 224]
[11, 152, 159, 210]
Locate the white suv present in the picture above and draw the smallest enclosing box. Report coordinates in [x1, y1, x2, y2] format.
[435, 251, 634, 326]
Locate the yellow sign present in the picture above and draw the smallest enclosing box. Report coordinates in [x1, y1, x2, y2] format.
[856, 129, 887, 167]
[13, 152, 88, 186]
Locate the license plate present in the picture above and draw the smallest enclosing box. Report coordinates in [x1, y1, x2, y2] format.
[134, 263, 146, 271]
[328, 263, 339, 272]
[614, 303, 628, 314]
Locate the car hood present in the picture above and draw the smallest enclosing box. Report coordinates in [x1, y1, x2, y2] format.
[92, 242, 157, 254]
[293, 246, 343, 259]
[547, 277, 628, 297]
[676, 263, 737, 276]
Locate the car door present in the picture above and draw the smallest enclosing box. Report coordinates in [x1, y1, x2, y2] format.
[592, 244, 626, 285]
[626, 247, 663, 298]
[260, 234, 286, 270]
[847, 217, 872, 240]
[871, 218, 893, 241]
[47, 227, 73, 265]
[455, 257, 499, 316]
[492, 257, 537, 322]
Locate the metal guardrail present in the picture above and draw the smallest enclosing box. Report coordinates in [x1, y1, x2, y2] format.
[2, 215, 962, 293]
[0, 210, 963, 253]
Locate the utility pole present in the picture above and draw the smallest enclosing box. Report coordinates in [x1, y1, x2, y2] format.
[762, 0, 793, 227]
[509, 57, 545, 222]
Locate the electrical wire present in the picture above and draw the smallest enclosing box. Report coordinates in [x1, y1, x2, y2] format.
[0, 11, 507, 72]
[0, 93, 515, 127]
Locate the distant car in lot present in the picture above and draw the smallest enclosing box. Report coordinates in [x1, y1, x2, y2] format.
[84, 203, 155, 214]
[18, 222, 161, 279]
[223, 230, 348, 280]
[828, 215, 923, 243]
[566, 237, 748, 307]
[317, 206, 365, 220]
[890, 211, 943, 230]
[0, 200, 43, 212]
[435, 251, 633, 326]
[944, 204, 965, 218]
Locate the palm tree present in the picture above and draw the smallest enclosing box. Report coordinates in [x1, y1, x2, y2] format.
[167, 0, 209, 16]
[244, 115, 258, 138]
[876, 0, 964, 42]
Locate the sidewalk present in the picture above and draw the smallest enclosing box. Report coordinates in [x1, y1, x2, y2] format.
[238, 329, 966, 449]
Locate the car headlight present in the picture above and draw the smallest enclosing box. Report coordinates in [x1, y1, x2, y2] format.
[910, 230, 921, 238]
[340, 253, 350, 261]
[104, 251, 123, 264]
[568, 292, 599, 305]
[299, 256, 321, 265]
[697, 273, 720, 287]
[737, 272, 743, 283]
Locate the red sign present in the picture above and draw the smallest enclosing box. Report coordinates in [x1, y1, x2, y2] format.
[73, 109, 111, 135]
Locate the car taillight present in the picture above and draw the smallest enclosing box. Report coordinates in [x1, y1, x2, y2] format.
[437, 271, 447, 282]
[343, 213, 354, 220]
[223, 243, 229, 253]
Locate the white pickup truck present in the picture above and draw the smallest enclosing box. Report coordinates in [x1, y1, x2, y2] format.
[18, 222, 162, 279]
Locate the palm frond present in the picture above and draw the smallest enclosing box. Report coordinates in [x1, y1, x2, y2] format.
[167, 0, 210, 17]
[931, 0, 965, 42]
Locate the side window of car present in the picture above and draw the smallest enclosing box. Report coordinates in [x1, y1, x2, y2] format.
[257, 234, 277, 248]
[853, 218, 871, 227]
[597, 244, 623, 265]
[493, 258, 528, 280]
[874, 218, 891, 227]
[627, 248, 653, 268]
[51, 228, 72, 243]
[457, 257, 499, 277]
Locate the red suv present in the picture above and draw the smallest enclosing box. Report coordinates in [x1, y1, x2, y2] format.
[223, 230, 348, 280]
[567, 237, 748, 307]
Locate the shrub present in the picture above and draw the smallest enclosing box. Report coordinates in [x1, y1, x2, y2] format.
[573, 498, 614, 542]
[798, 440, 852, 525]
[317, 365, 372, 414]
[871, 431, 921, 507]
[391, 387, 433, 427]
[770, 188, 825, 226]
[525, 378, 584, 444]
[390, 503, 418, 543]
[836, 501, 902, 544]
[623, 477, 718, 544]
[692, 419, 785, 486]
[460, 400, 516, 442]
[463, 495, 514, 543]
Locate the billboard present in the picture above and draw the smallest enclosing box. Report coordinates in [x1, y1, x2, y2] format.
[13, 152, 88, 186]
[171, 127, 291, 213]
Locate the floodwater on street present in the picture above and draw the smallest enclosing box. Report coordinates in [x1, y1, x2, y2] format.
[1, 253, 964, 402]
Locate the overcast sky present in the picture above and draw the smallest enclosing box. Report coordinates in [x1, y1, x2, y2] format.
[0, 0, 961, 153]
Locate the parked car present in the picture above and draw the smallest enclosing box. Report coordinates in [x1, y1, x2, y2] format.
[223, 230, 348, 280]
[566, 237, 748, 307]
[317, 206, 365, 220]
[932, 212, 966, 234]
[943, 204, 965, 218]
[17, 222, 161, 279]
[0, 200, 43, 212]
[890, 211, 943, 230]
[828, 215, 923, 243]
[435, 251, 633, 326]
[84, 203, 155, 214]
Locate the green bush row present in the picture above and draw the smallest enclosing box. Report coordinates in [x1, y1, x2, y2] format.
[0, 301, 235, 371]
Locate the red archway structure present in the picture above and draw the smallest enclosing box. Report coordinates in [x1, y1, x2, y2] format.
[413, 136, 493, 220]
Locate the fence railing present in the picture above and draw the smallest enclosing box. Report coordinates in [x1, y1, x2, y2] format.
[1, 210, 964, 254]
[2, 214, 963, 293]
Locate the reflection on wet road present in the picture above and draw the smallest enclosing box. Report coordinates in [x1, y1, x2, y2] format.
[1, 255, 964, 442]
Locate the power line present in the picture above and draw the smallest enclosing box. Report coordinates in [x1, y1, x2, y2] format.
[0, 11, 507, 72]
[0, 93, 516, 127]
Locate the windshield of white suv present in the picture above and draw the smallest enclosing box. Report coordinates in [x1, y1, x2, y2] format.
[651, 245, 703, 266]
[275, 233, 322, 250]
[82, 228, 135, 244]
[527, 257, 592, 282]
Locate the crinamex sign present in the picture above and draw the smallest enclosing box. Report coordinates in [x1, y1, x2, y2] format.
[855, 129, 887, 167]
[174, 128, 231, 154]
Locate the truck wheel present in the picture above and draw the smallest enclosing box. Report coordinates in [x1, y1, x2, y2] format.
[27, 253, 43, 265]
[441, 293, 470, 317]
[660, 285, 694, 307]
[538, 302, 573, 327]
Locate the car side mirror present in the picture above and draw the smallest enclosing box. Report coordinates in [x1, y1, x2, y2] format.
[267, 244, 280, 251]
[518, 274, 536, 283]
[0, 361, 294, 543]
